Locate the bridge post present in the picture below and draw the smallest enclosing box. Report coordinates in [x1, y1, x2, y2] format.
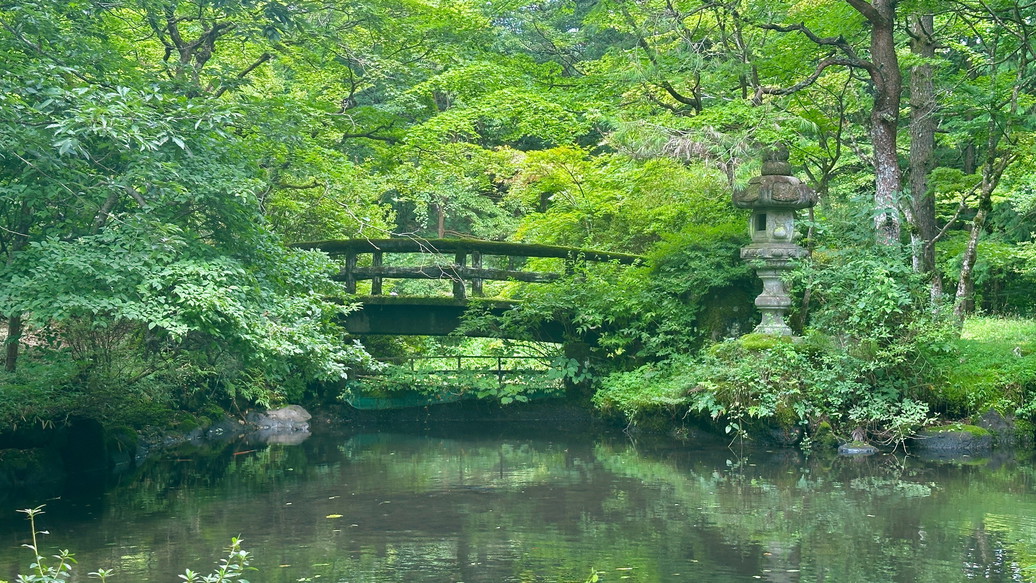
[344, 251, 357, 294]
[471, 251, 484, 296]
[371, 251, 383, 295]
[453, 252, 467, 300]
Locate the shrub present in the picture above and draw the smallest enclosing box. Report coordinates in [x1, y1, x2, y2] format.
[595, 245, 957, 447]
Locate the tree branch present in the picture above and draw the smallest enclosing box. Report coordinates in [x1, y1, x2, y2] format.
[755, 56, 870, 100]
[124, 185, 149, 209]
[339, 129, 400, 144]
[929, 186, 979, 248]
[622, 6, 702, 112]
[277, 180, 323, 190]
[211, 52, 272, 98]
[843, 0, 883, 24]
[756, 21, 862, 60]
[91, 192, 120, 233]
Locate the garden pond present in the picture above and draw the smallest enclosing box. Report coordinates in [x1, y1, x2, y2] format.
[0, 421, 1034, 582]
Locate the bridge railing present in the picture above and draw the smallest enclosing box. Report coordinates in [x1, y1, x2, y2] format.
[293, 238, 642, 299]
[346, 354, 565, 408]
[381, 354, 552, 379]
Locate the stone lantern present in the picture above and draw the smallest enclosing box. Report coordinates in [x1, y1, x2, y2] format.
[732, 144, 817, 336]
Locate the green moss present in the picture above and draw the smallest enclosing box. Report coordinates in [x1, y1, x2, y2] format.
[738, 333, 791, 351]
[811, 421, 839, 448]
[200, 403, 228, 422]
[928, 423, 991, 436]
[926, 316, 1036, 419]
[173, 416, 201, 433]
[698, 287, 757, 342]
[773, 402, 798, 428]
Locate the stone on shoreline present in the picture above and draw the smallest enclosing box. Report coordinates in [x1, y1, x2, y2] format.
[911, 424, 992, 453]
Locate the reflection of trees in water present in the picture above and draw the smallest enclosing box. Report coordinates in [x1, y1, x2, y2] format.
[2, 432, 1036, 582]
[964, 525, 1016, 582]
[595, 439, 1036, 583]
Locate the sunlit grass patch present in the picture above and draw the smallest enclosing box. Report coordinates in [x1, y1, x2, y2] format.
[961, 316, 1036, 353]
[930, 316, 1036, 417]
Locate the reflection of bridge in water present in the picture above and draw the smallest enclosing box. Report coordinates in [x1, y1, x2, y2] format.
[294, 238, 642, 342]
[347, 354, 564, 409]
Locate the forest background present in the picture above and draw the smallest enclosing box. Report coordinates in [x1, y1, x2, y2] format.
[1, 0, 1035, 446]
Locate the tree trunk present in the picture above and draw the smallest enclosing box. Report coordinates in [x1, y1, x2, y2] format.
[954, 153, 1012, 320]
[953, 37, 1027, 320]
[3, 201, 32, 373]
[867, 0, 902, 245]
[954, 194, 989, 320]
[963, 142, 976, 175]
[908, 14, 941, 299]
[4, 315, 22, 373]
[846, 0, 903, 245]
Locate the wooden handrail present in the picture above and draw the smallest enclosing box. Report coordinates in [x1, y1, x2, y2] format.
[292, 238, 643, 298]
[292, 238, 643, 263]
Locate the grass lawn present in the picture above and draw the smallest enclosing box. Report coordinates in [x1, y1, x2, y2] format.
[929, 316, 1036, 418]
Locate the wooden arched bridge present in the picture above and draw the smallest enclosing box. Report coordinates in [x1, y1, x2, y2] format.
[293, 238, 642, 342]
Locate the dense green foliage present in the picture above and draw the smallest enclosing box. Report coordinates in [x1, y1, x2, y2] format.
[1, 0, 1035, 441]
[594, 245, 952, 441]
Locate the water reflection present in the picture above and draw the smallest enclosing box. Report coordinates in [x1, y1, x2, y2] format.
[1, 427, 1034, 582]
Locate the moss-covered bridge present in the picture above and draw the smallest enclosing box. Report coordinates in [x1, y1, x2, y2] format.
[293, 238, 642, 342]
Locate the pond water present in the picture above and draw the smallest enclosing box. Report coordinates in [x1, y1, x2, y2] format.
[1, 421, 1035, 583]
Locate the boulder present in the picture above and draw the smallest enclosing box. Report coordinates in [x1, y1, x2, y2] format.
[912, 424, 993, 453]
[244, 405, 312, 444]
[838, 440, 878, 455]
[975, 410, 1031, 447]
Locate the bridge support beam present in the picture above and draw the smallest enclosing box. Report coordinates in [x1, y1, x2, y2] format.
[341, 297, 567, 343]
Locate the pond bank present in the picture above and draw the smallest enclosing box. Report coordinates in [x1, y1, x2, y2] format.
[1, 397, 1031, 505]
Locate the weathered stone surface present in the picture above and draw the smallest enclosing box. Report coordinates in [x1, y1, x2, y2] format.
[699, 285, 757, 341]
[264, 405, 312, 424]
[733, 175, 816, 209]
[740, 243, 810, 262]
[733, 145, 817, 337]
[977, 410, 1012, 435]
[838, 441, 878, 455]
[761, 143, 793, 175]
[974, 410, 1029, 446]
[244, 405, 312, 444]
[912, 425, 993, 453]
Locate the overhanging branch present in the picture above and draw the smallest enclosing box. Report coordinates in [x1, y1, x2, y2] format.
[755, 56, 870, 101]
